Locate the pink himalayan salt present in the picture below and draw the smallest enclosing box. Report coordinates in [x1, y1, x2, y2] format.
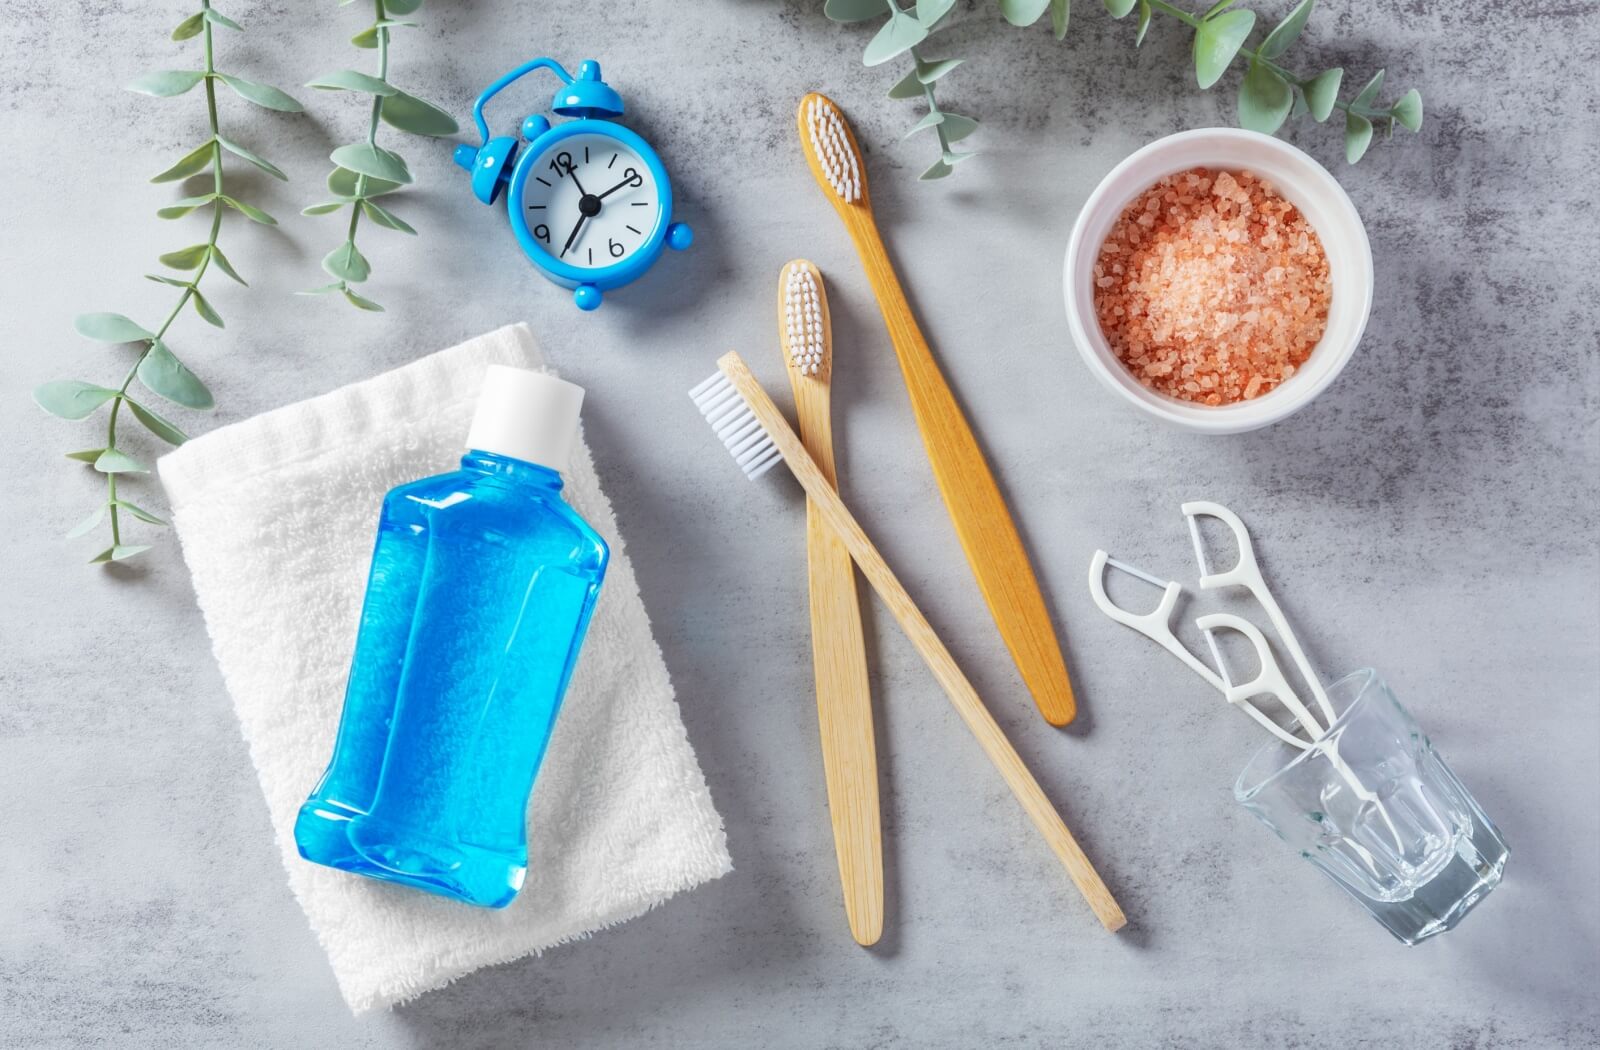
[1092, 167, 1331, 406]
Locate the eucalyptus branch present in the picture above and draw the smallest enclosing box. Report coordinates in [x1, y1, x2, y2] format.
[32, 1, 302, 563]
[826, 0, 1422, 179]
[891, 45, 980, 180]
[829, 0, 998, 180]
[301, 0, 458, 312]
[1118, 0, 1422, 163]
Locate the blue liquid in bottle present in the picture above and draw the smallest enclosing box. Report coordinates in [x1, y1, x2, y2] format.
[295, 368, 608, 908]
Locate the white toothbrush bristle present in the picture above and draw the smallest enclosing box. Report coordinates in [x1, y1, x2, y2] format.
[689, 371, 782, 481]
[805, 97, 861, 204]
[782, 266, 826, 378]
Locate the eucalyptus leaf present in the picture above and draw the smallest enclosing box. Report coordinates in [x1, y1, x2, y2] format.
[114, 499, 169, 526]
[1289, 86, 1309, 120]
[127, 399, 188, 446]
[919, 158, 953, 180]
[330, 143, 413, 185]
[74, 313, 153, 343]
[1258, 0, 1314, 60]
[1392, 88, 1423, 132]
[379, 89, 459, 136]
[889, 69, 925, 100]
[209, 245, 247, 285]
[307, 69, 397, 95]
[1345, 111, 1373, 163]
[1352, 69, 1385, 109]
[156, 193, 217, 219]
[158, 244, 209, 270]
[327, 166, 402, 198]
[342, 288, 385, 312]
[298, 282, 347, 296]
[34, 381, 119, 420]
[863, 11, 928, 67]
[66, 504, 107, 539]
[1192, 8, 1255, 89]
[65, 449, 106, 463]
[219, 196, 277, 225]
[917, 0, 957, 27]
[940, 113, 979, 141]
[905, 111, 946, 138]
[150, 141, 215, 184]
[825, 0, 887, 22]
[355, 20, 419, 44]
[1303, 66, 1343, 122]
[191, 289, 225, 328]
[942, 149, 978, 165]
[1237, 60, 1293, 134]
[1051, 0, 1070, 39]
[203, 8, 243, 31]
[302, 201, 347, 216]
[145, 274, 192, 288]
[361, 199, 417, 234]
[138, 340, 214, 410]
[385, 0, 423, 13]
[218, 135, 288, 180]
[918, 58, 964, 83]
[1134, 0, 1152, 45]
[95, 448, 148, 474]
[171, 12, 205, 40]
[323, 240, 372, 282]
[1103, 0, 1136, 16]
[998, 0, 1052, 27]
[127, 70, 207, 98]
[217, 74, 304, 113]
[90, 544, 153, 563]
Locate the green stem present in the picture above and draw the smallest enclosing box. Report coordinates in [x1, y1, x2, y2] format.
[1145, 0, 1392, 119]
[103, 0, 226, 549]
[346, 0, 389, 269]
[908, 45, 955, 165]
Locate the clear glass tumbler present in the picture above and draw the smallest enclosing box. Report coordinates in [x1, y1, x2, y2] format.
[1235, 669, 1508, 944]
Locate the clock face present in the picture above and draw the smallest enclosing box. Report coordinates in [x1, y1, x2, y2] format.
[518, 133, 661, 271]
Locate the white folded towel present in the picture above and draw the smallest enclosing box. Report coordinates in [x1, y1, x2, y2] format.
[159, 323, 731, 1013]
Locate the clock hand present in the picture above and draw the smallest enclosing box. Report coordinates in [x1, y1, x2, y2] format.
[568, 168, 589, 196]
[597, 171, 644, 200]
[560, 214, 586, 258]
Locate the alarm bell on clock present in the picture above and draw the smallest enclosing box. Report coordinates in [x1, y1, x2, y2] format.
[454, 57, 692, 311]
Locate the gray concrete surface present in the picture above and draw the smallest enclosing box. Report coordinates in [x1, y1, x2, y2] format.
[3, 1, 1597, 1047]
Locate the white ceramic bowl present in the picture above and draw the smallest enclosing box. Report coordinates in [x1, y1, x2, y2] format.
[1062, 128, 1373, 434]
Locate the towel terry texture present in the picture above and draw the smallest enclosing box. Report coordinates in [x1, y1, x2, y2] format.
[158, 324, 731, 1013]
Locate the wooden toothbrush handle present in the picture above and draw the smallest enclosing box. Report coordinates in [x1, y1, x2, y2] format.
[718, 353, 1126, 933]
[845, 215, 1077, 728]
[790, 366, 884, 947]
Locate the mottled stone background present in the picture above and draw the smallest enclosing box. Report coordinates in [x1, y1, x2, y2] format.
[2, 1, 1596, 1047]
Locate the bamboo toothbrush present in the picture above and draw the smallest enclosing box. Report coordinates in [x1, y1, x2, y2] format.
[779, 260, 884, 946]
[797, 92, 1078, 728]
[690, 353, 1126, 933]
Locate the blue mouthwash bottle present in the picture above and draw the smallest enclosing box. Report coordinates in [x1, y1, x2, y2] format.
[295, 366, 609, 908]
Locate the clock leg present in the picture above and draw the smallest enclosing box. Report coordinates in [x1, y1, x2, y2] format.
[666, 223, 693, 251]
[574, 284, 602, 311]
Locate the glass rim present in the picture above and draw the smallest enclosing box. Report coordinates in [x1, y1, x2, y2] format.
[1233, 667, 1381, 803]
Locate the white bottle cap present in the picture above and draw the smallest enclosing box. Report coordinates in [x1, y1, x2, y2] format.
[465, 365, 585, 472]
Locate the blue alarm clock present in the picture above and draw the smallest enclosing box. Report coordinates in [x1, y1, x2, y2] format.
[453, 58, 692, 311]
